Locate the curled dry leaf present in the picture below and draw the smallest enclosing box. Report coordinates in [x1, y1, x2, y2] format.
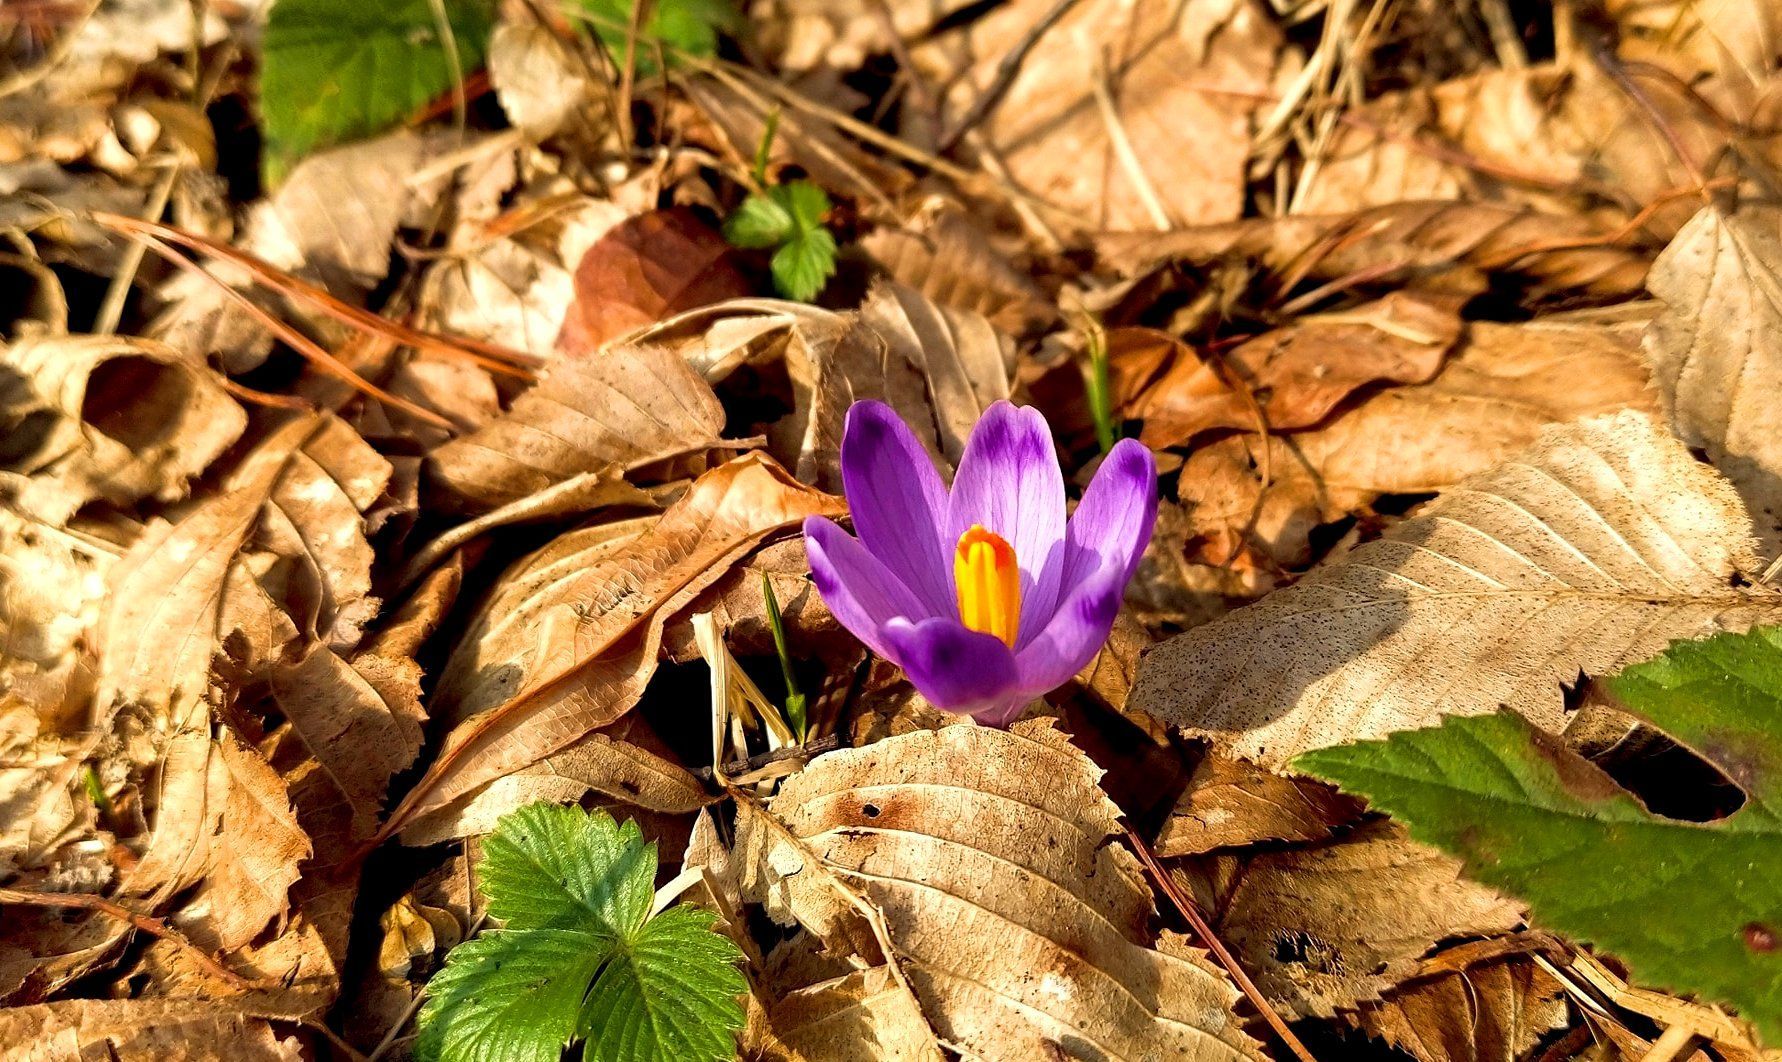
[1344, 956, 1570, 1062]
[0, 998, 303, 1061]
[732, 721, 1265, 1061]
[1128, 292, 1462, 448]
[0, 334, 245, 524]
[912, 0, 1283, 232]
[555, 208, 754, 355]
[1173, 316, 1657, 578]
[1154, 753, 1363, 859]
[1189, 821, 1525, 1018]
[1132, 410, 1782, 768]
[631, 282, 1011, 489]
[383, 452, 843, 836]
[488, 22, 594, 141]
[1645, 203, 1782, 547]
[859, 200, 1055, 336]
[1096, 201, 1651, 302]
[425, 341, 727, 511]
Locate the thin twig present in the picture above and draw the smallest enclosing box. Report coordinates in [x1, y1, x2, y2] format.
[1091, 50, 1173, 231]
[0, 886, 259, 990]
[1120, 823, 1319, 1062]
[935, 0, 1084, 153]
[93, 160, 181, 335]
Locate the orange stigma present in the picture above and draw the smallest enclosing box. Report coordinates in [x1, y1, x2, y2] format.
[954, 525, 1020, 647]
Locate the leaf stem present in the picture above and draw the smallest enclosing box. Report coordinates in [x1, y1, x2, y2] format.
[762, 572, 808, 739]
[1083, 320, 1118, 455]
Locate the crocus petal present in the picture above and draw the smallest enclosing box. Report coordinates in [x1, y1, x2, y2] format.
[841, 401, 955, 618]
[881, 615, 1022, 719]
[946, 401, 1067, 646]
[1012, 439, 1157, 695]
[804, 515, 932, 660]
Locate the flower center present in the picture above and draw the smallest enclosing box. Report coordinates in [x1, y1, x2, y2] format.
[954, 525, 1020, 648]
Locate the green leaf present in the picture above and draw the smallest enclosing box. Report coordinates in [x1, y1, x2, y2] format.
[723, 181, 837, 301]
[1296, 625, 1782, 1042]
[416, 928, 610, 1062]
[479, 802, 656, 935]
[579, 906, 748, 1062]
[563, 0, 739, 73]
[722, 193, 794, 250]
[260, 0, 494, 182]
[420, 805, 745, 1062]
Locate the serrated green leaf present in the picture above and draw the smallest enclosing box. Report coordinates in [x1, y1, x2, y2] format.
[260, 0, 494, 182]
[579, 906, 748, 1062]
[722, 193, 794, 249]
[421, 804, 745, 1062]
[563, 0, 738, 74]
[1296, 624, 1782, 1042]
[770, 227, 837, 302]
[479, 802, 656, 935]
[416, 928, 609, 1062]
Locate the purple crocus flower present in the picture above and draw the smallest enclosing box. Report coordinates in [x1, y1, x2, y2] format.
[803, 400, 1158, 726]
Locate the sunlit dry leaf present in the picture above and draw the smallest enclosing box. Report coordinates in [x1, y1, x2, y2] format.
[425, 343, 726, 511]
[1133, 410, 1782, 768]
[1645, 203, 1782, 546]
[1607, 0, 1781, 113]
[384, 452, 843, 835]
[401, 719, 708, 844]
[422, 194, 630, 358]
[1189, 821, 1525, 1017]
[767, 965, 946, 1062]
[1345, 956, 1570, 1062]
[1154, 753, 1362, 858]
[860, 200, 1055, 336]
[489, 23, 595, 141]
[1097, 201, 1651, 302]
[0, 510, 110, 722]
[734, 721, 1264, 1060]
[0, 998, 302, 1061]
[0, 334, 245, 524]
[1172, 316, 1658, 577]
[914, 0, 1282, 232]
[555, 208, 753, 355]
[1129, 292, 1461, 448]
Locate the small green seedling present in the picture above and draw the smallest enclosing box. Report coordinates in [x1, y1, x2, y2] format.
[761, 571, 808, 739]
[723, 114, 838, 302]
[417, 803, 745, 1062]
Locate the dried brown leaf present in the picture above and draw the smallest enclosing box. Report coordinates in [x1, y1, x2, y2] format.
[425, 342, 726, 511]
[384, 452, 843, 835]
[1191, 820, 1526, 1017]
[1132, 410, 1782, 768]
[860, 201, 1056, 336]
[735, 721, 1265, 1061]
[768, 965, 946, 1062]
[555, 208, 753, 355]
[0, 998, 303, 1061]
[1154, 754, 1363, 858]
[1345, 956, 1570, 1062]
[0, 335, 245, 524]
[914, 0, 1283, 232]
[1129, 292, 1462, 448]
[1645, 203, 1782, 547]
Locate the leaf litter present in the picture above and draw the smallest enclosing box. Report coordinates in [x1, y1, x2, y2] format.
[3, 0, 1782, 1057]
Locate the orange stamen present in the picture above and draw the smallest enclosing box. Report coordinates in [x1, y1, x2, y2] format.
[955, 525, 1020, 648]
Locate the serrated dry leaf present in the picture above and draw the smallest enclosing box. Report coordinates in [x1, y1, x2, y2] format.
[0, 997, 303, 1061]
[1132, 410, 1782, 768]
[1345, 956, 1570, 1062]
[0, 334, 245, 524]
[1097, 201, 1651, 302]
[913, 0, 1282, 232]
[1190, 821, 1524, 1018]
[383, 452, 842, 836]
[1155, 754, 1363, 858]
[425, 342, 726, 511]
[734, 721, 1264, 1061]
[1129, 292, 1461, 448]
[555, 208, 753, 355]
[1645, 203, 1782, 547]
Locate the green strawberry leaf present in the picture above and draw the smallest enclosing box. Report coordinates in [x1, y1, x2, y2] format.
[419, 805, 746, 1061]
[725, 180, 835, 301]
[579, 906, 748, 1062]
[1296, 624, 1782, 1042]
[479, 801, 656, 935]
[722, 192, 794, 250]
[416, 928, 609, 1062]
[260, 0, 494, 183]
